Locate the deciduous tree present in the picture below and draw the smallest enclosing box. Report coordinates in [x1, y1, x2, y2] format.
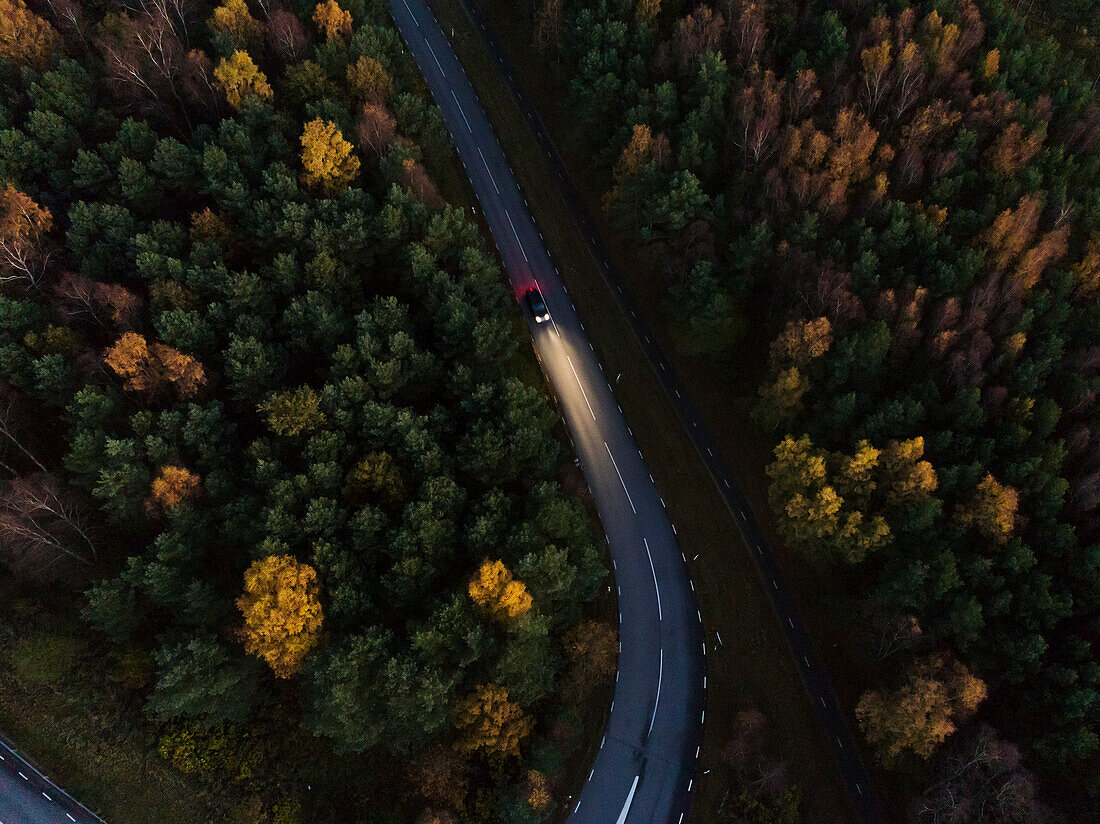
[454, 683, 533, 759]
[104, 333, 205, 398]
[312, 0, 350, 41]
[346, 55, 393, 102]
[259, 386, 325, 437]
[0, 185, 53, 288]
[300, 118, 360, 194]
[0, 0, 61, 67]
[214, 50, 272, 109]
[468, 560, 532, 621]
[148, 465, 201, 510]
[237, 554, 324, 678]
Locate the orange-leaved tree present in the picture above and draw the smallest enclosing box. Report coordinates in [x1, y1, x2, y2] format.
[856, 653, 986, 766]
[454, 684, 533, 759]
[0, 0, 61, 67]
[214, 50, 272, 109]
[468, 559, 532, 621]
[237, 554, 324, 678]
[148, 465, 201, 511]
[300, 118, 360, 194]
[312, 0, 351, 41]
[104, 333, 205, 398]
[0, 184, 53, 287]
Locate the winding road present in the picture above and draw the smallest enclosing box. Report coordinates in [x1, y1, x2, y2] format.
[0, 736, 103, 824]
[387, 0, 707, 821]
[392, 1, 886, 823]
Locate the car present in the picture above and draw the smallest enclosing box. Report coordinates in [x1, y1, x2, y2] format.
[524, 287, 550, 323]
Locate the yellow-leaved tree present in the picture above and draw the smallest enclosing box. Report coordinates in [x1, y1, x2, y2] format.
[955, 473, 1018, 543]
[346, 55, 393, 102]
[237, 555, 323, 678]
[214, 50, 272, 109]
[300, 118, 360, 194]
[468, 560, 532, 621]
[208, 0, 264, 49]
[454, 684, 533, 759]
[312, 0, 351, 41]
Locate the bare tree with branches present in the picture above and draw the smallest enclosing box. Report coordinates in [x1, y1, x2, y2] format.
[0, 473, 98, 577]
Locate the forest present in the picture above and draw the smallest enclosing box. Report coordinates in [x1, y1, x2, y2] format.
[530, 0, 1100, 820]
[0, 0, 616, 820]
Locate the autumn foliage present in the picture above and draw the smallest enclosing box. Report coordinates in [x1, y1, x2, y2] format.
[454, 684, 533, 759]
[300, 118, 360, 194]
[209, 0, 264, 49]
[468, 560, 532, 621]
[312, 0, 351, 41]
[0, 0, 61, 67]
[857, 654, 987, 765]
[148, 465, 201, 511]
[346, 55, 393, 102]
[214, 50, 273, 109]
[0, 184, 52, 286]
[104, 333, 205, 398]
[237, 555, 324, 678]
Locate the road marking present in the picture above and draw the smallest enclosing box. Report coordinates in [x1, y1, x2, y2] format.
[856, 783, 863, 795]
[566, 356, 597, 421]
[688, 779, 693, 792]
[837, 738, 843, 749]
[504, 210, 528, 262]
[723, 478, 730, 487]
[589, 769, 595, 780]
[424, 40, 445, 76]
[821, 696, 827, 708]
[400, 0, 417, 26]
[643, 538, 662, 620]
[477, 147, 499, 193]
[701, 710, 706, 723]
[42, 792, 52, 801]
[67, 817, 76, 823]
[615, 776, 641, 824]
[804, 655, 810, 667]
[605, 442, 636, 513]
[18, 772, 27, 780]
[789, 618, 794, 628]
[772, 579, 778, 589]
[450, 90, 472, 132]
[648, 648, 663, 735]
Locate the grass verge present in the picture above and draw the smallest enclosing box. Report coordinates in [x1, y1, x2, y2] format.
[417, 0, 857, 820]
[0, 584, 229, 824]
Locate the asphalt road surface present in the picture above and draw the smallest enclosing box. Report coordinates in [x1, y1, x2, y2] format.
[430, 2, 887, 821]
[387, 1, 707, 822]
[0, 736, 103, 824]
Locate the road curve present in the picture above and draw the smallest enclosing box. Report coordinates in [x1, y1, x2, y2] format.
[0, 735, 105, 824]
[432, 2, 887, 821]
[386, 1, 707, 822]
